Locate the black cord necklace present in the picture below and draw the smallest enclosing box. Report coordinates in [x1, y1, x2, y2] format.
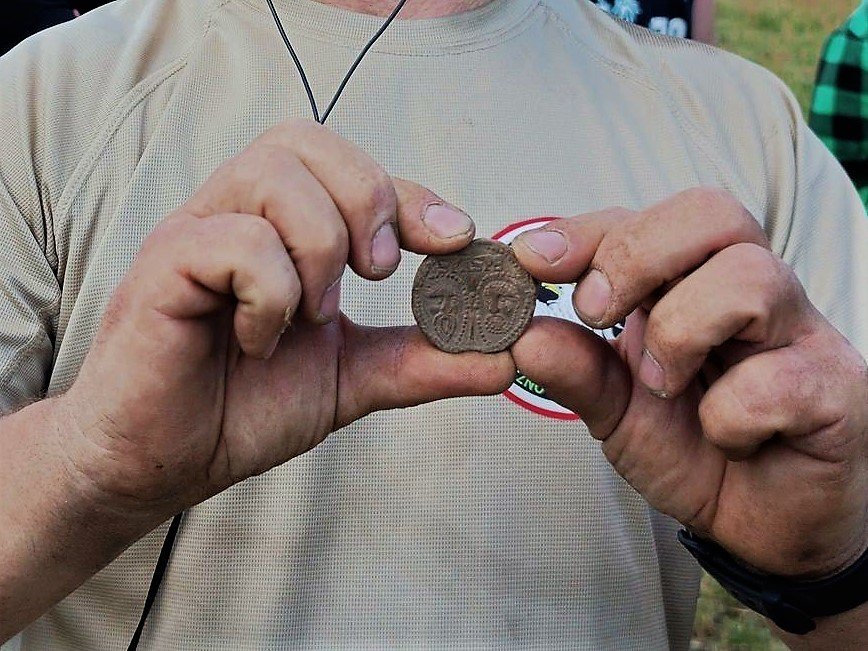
[126, 2, 408, 649]
[266, 0, 410, 125]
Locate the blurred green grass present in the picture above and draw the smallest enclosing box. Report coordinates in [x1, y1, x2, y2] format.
[690, 2, 857, 649]
[717, 0, 858, 113]
[692, 576, 787, 650]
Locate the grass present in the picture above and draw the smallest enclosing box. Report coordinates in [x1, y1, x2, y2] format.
[690, 2, 858, 648]
[692, 576, 787, 650]
[716, 0, 858, 113]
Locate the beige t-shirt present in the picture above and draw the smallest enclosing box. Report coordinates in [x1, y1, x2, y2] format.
[1, 0, 866, 649]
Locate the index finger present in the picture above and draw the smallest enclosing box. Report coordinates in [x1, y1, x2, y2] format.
[511, 187, 768, 328]
[184, 119, 475, 277]
[180, 120, 475, 320]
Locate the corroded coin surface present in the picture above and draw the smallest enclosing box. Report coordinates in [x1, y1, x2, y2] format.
[412, 239, 536, 353]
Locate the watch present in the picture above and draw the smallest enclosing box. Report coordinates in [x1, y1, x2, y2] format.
[678, 528, 868, 635]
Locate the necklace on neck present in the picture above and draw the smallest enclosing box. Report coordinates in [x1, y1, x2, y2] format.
[265, 0, 410, 124]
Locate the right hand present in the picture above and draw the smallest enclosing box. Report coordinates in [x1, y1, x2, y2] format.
[58, 119, 515, 526]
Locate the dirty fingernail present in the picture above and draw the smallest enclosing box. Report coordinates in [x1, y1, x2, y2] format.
[422, 203, 474, 239]
[264, 333, 281, 360]
[518, 229, 567, 264]
[316, 277, 342, 324]
[281, 305, 294, 335]
[372, 222, 401, 273]
[639, 349, 668, 398]
[574, 269, 611, 323]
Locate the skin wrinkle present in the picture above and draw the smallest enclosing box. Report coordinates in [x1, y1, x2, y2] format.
[316, 0, 495, 18]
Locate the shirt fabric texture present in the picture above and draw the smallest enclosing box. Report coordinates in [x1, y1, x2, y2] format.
[0, 0, 866, 649]
[809, 0, 868, 206]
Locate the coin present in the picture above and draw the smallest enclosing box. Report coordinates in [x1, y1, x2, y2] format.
[412, 239, 537, 353]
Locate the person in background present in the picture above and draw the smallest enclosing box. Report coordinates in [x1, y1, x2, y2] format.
[0, 1, 110, 56]
[809, 0, 868, 208]
[595, 0, 715, 43]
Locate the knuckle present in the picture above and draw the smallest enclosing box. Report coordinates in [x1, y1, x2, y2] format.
[349, 168, 397, 220]
[239, 215, 281, 250]
[799, 334, 860, 421]
[141, 213, 190, 255]
[272, 117, 324, 142]
[698, 387, 740, 447]
[244, 142, 303, 182]
[723, 244, 796, 319]
[688, 186, 764, 245]
[214, 150, 262, 189]
[646, 313, 690, 361]
[723, 241, 773, 270]
[594, 208, 648, 270]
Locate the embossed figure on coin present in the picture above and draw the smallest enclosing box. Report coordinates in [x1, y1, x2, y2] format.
[412, 239, 536, 353]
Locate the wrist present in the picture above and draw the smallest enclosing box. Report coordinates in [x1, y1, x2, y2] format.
[809, 522, 868, 580]
[46, 393, 174, 531]
[679, 529, 868, 635]
[0, 398, 167, 636]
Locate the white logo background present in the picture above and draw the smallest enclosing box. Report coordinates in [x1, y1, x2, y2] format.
[493, 219, 622, 420]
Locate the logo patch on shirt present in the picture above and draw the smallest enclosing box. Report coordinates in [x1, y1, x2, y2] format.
[492, 218, 623, 421]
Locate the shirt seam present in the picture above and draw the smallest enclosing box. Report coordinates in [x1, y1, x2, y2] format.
[544, 4, 764, 217]
[234, 0, 541, 56]
[54, 0, 232, 220]
[0, 328, 53, 405]
[760, 120, 798, 262]
[540, 2, 657, 91]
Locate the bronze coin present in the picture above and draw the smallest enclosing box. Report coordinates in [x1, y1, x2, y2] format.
[412, 239, 537, 353]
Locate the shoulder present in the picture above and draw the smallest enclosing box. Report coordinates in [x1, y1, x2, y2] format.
[0, 0, 223, 223]
[541, 0, 796, 126]
[541, 0, 803, 208]
[842, 2, 868, 41]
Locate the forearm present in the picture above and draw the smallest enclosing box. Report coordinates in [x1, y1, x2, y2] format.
[0, 397, 158, 642]
[778, 602, 868, 650]
[692, 0, 715, 44]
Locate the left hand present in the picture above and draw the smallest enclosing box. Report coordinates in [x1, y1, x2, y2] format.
[510, 187, 868, 578]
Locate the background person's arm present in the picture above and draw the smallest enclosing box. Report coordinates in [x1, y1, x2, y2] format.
[692, 0, 716, 44]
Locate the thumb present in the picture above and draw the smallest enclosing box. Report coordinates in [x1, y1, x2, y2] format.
[510, 316, 632, 439]
[515, 315, 728, 534]
[336, 321, 516, 428]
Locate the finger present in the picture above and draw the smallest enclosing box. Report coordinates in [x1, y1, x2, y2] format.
[510, 208, 626, 284]
[640, 243, 816, 398]
[699, 332, 865, 461]
[184, 120, 474, 283]
[512, 187, 768, 328]
[208, 156, 347, 324]
[143, 213, 301, 359]
[509, 316, 632, 438]
[286, 128, 474, 271]
[392, 178, 475, 254]
[336, 320, 515, 427]
[513, 313, 727, 533]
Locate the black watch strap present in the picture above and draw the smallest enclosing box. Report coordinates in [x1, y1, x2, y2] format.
[678, 529, 868, 635]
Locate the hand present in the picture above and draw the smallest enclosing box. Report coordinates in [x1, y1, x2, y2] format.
[59, 119, 515, 525]
[510, 187, 868, 578]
